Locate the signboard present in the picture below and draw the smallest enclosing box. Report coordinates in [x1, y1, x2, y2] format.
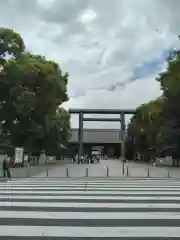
[15, 148, 24, 165]
[92, 150, 100, 155]
[92, 146, 103, 150]
[47, 156, 56, 164]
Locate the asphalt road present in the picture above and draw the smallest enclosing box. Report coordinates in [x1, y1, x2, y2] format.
[1, 178, 180, 239]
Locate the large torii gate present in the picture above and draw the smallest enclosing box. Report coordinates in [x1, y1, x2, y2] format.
[68, 108, 135, 159]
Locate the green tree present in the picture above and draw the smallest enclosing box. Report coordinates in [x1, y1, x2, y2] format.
[156, 50, 180, 158]
[0, 28, 26, 145]
[127, 46, 180, 161]
[0, 28, 71, 154]
[126, 98, 164, 160]
[0, 27, 25, 66]
[34, 107, 71, 153]
[0, 28, 26, 137]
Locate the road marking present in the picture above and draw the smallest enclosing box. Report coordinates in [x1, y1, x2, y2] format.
[0, 226, 180, 237]
[1, 201, 180, 208]
[1, 190, 180, 195]
[1, 211, 180, 219]
[1, 186, 180, 190]
[1, 195, 180, 200]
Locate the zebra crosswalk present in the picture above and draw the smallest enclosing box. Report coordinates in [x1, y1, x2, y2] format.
[0, 178, 180, 239]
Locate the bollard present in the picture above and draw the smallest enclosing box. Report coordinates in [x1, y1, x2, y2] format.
[127, 167, 129, 177]
[85, 168, 88, 177]
[46, 168, 49, 177]
[106, 167, 109, 178]
[147, 168, 150, 178]
[168, 171, 170, 178]
[66, 168, 69, 178]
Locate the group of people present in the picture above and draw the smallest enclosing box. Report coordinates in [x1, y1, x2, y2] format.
[27, 156, 39, 166]
[72, 154, 101, 164]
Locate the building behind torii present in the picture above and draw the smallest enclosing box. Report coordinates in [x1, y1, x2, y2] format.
[68, 128, 127, 157]
[68, 108, 135, 159]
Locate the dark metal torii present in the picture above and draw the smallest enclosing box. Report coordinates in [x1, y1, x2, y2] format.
[68, 108, 135, 160]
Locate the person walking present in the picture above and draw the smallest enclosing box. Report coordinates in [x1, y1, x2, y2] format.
[27, 155, 31, 167]
[2, 154, 11, 178]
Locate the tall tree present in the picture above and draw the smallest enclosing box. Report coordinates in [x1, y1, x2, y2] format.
[126, 98, 164, 160]
[3, 53, 69, 150]
[127, 43, 180, 160]
[0, 28, 71, 153]
[156, 50, 180, 157]
[34, 107, 71, 153]
[0, 28, 26, 145]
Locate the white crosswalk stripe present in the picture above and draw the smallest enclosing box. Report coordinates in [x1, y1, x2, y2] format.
[0, 178, 180, 239]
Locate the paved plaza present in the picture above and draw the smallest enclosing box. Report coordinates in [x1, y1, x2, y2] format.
[1, 159, 180, 180]
[34, 159, 180, 179]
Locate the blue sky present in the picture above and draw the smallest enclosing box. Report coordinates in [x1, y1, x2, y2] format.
[132, 49, 170, 80]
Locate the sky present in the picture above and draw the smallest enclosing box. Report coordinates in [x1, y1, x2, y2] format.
[1, 0, 180, 129]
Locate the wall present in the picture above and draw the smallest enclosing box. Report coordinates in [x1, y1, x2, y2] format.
[69, 129, 122, 144]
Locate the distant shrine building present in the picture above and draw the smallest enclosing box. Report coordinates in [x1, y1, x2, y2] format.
[68, 128, 125, 157]
[68, 108, 135, 158]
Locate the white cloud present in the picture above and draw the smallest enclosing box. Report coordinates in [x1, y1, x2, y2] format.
[64, 72, 161, 128]
[1, 0, 180, 129]
[79, 8, 97, 24]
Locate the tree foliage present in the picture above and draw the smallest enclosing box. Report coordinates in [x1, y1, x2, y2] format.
[0, 27, 25, 66]
[126, 98, 165, 159]
[0, 28, 71, 154]
[127, 47, 180, 160]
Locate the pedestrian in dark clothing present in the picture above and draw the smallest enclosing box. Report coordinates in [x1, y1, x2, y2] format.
[2, 155, 11, 178]
[27, 155, 31, 167]
[72, 155, 75, 164]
